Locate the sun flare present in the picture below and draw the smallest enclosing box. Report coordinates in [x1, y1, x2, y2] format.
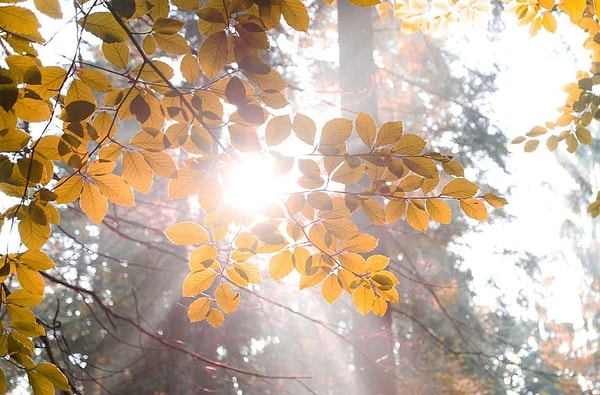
[222, 154, 289, 212]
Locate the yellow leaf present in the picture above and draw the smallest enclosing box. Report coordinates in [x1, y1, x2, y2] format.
[440, 178, 478, 199]
[350, 0, 380, 6]
[34, 363, 70, 391]
[93, 111, 117, 140]
[308, 223, 335, 254]
[321, 274, 343, 304]
[392, 133, 426, 155]
[215, 283, 241, 314]
[460, 198, 488, 221]
[372, 297, 388, 316]
[426, 198, 452, 224]
[92, 173, 135, 206]
[355, 112, 377, 148]
[180, 53, 200, 84]
[406, 200, 429, 232]
[33, 0, 62, 19]
[366, 255, 390, 272]
[441, 159, 464, 177]
[339, 252, 368, 274]
[386, 199, 406, 224]
[397, 174, 424, 192]
[189, 245, 219, 272]
[7, 304, 45, 336]
[142, 150, 177, 178]
[233, 262, 262, 284]
[269, 250, 294, 280]
[341, 233, 378, 253]
[122, 151, 153, 193]
[206, 308, 225, 327]
[102, 41, 130, 68]
[543, 11, 557, 32]
[6, 289, 43, 307]
[361, 198, 386, 225]
[539, 0, 555, 9]
[76, 68, 112, 92]
[482, 193, 508, 208]
[299, 266, 328, 289]
[298, 159, 322, 180]
[319, 118, 352, 146]
[563, 0, 586, 21]
[281, 0, 309, 31]
[198, 31, 228, 78]
[18, 215, 50, 250]
[403, 157, 438, 179]
[331, 160, 364, 184]
[79, 12, 128, 43]
[322, 217, 358, 239]
[576, 126, 592, 144]
[524, 139, 540, 152]
[526, 126, 547, 138]
[266, 115, 292, 146]
[164, 222, 210, 245]
[19, 249, 54, 270]
[375, 121, 403, 146]
[12, 98, 51, 122]
[0, 128, 29, 151]
[187, 297, 211, 322]
[16, 264, 44, 295]
[80, 182, 108, 224]
[353, 283, 375, 315]
[0, 6, 44, 43]
[154, 32, 190, 54]
[182, 268, 217, 296]
[293, 113, 316, 145]
[546, 135, 559, 151]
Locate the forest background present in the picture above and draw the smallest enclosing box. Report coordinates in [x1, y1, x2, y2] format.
[1, 0, 600, 394]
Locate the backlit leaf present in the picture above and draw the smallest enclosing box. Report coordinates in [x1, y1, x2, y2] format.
[563, 0, 585, 21]
[0, 6, 44, 43]
[281, 0, 309, 31]
[406, 200, 429, 232]
[293, 113, 316, 145]
[102, 42, 129, 68]
[80, 182, 108, 224]
[164, 222, 210, 245]
[93, 173, 135, 206]
[6, 289, 43, 307]
[266, 115, 292, 146]
[375, 121, 403, 146]
[361, 198, 386, 225]
[77, 68, 112, 92]
[16, 264, 44, 295]
[215, 283, 241, 314]
[460, 198, 488, 220]
[355, 112, 377, 148]
[441, 178, 478, 199]
[482, 193, 508, 208]
[0, 128, 29, 153]
[122, 151, 153, 193]
[269, 250, 294, 280]
[187, 297, 211, 322]
[321, 274, 343, 304]
[371, 297, 387, 316]
[323, 217, 358, 239]
[198, 31, 228, 78]
[34, 363, 70, 391]
[339, 252, 367, 274]
[33, 0, 62, 19]
[341, 233, 378, 253]
[182, 268, 217, 296]
[386, 199, 406, 224]
[79, 12, 128, 43]
[392, 133, 426, 155]
[353, 283, 375, 315]
[524, 139, 539, 152]
[206, 308, 225, 327]
[426, 198, 451, 224]
[20, 249, 54, 270]
[18, 215, 50, 250]
[180, 53, 200, 84]
[319, 118, 352, 146]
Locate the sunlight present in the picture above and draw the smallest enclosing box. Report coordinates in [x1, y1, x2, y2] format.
[222, 154, 289, 212]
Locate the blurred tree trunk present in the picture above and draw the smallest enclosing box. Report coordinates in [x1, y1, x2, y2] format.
[337, 2, 396, 394]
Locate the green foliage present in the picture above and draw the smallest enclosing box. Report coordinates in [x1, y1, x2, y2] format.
[0, 0, 514, 391]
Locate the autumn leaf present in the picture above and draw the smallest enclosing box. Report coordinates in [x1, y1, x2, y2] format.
[164, 222, 210, 245]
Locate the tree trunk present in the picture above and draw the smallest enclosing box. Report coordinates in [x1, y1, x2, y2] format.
[337, 2, 397, 394]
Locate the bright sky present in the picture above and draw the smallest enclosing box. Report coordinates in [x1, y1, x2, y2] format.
[447, 15, 591, 324]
